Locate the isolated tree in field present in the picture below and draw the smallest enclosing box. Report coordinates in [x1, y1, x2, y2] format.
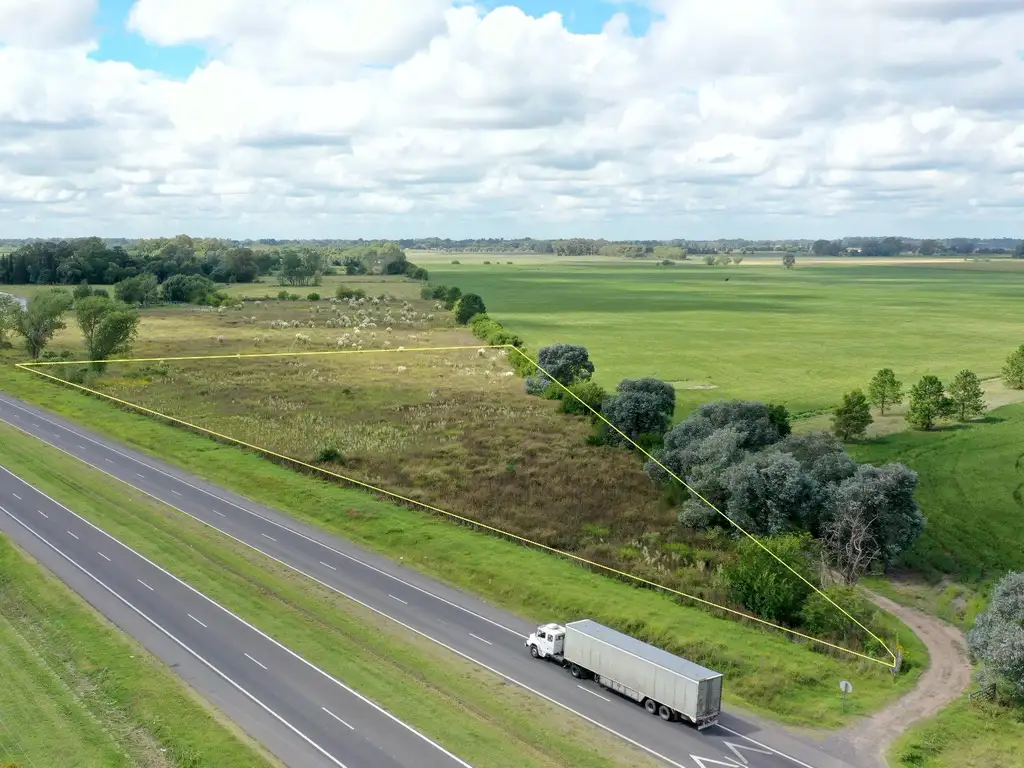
[948, 369, 986, 422]
[868, 368, 903, 415]
[453, 293, 486, 324]
[75, 296, 140, 367]
[832, 389, 873, 441]
[782, 253, 796, 269]
[0, 294, 20, 348]
[1002, 345, 1024, 389]
[16, 288, 73, 359]
[823, 463, 923, 575]
[703, 254, 716, 265]
[966, 571, 1024, 697]
[905, 375, 952, 430]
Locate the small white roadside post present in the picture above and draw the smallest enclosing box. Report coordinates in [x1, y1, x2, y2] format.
[840, 680, 853, 712]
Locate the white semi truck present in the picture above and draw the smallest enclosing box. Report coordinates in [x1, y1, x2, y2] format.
[526, 619, 723, 730]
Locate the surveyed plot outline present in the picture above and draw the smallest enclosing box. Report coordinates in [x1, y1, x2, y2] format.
[15, 343, 898, 668]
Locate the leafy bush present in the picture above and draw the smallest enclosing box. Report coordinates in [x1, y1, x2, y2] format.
[306, 292, 320, 301]
[277, 289, 289, 300]
[335, 285, 367, 300]
[560, 380, 607, 416]
[723, 533, 818, 625]
[468, 314, 523, 346]
[315, 446, 344, 464]
[800, 585, 879, 640]
[451, 260, 460, 264]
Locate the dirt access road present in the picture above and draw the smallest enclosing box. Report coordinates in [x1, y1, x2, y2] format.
[822, 591, 973, 767]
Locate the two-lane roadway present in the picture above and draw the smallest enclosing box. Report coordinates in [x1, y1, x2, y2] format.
[0, 393, 862, 768]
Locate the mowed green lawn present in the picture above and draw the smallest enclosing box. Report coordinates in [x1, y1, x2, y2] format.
[849, 403, 1024, 582]
[415, 256, 1024, 417]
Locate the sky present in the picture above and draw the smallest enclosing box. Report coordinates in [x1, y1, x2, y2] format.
[1, 0, 1023, 241]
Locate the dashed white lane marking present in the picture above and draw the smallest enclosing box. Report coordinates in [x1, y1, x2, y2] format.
[322, 708, 355, 730]
[137, 579, 154, 591]
[388, 594, 408, 605]
[262, 533, 277, 542]
[577, 685, 611, 702]
[188, 614, 207, 628]
[468, 633, 492, 646]
[212, 509, 226, 517]
[319, 561, 337, 570]
[171, 489, 182, 496]
[37, 509, 48, 518]
[67, 530, 79, 540]
[98, 552, 111, 562]
[12, 493, 21, 500]
[245, 653, 268, 670]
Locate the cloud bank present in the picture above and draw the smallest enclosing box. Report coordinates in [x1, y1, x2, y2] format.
[1, 0, 1023, 238]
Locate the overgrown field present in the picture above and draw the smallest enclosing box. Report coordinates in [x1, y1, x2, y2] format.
[410, 254, 1024, 417]
[0, 534, 275, 768]
[849, 404, 1024, 582]
[23, 292, 900, 655]
[0, 422, 663, 768]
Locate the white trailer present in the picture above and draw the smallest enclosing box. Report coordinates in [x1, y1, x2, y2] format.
[526, 619, 723, 729]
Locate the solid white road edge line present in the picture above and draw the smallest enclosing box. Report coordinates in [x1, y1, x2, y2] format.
[0, 398, 822, 768]
[0, 504, 349, 768]
[0, 465, 473, 768]
[0, 398, 525, 638]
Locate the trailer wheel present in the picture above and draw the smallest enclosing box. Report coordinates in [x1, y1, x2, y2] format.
[570, 664, 583, 678]
[644, 699, 658, 715]
[658, 705, 674, 721]
[529, 645, 540, 659]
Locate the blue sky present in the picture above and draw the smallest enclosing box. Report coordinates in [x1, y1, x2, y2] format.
[87, 0, 655, 79]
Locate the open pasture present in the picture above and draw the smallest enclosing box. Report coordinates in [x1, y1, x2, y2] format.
[413, 256, 1024, 418]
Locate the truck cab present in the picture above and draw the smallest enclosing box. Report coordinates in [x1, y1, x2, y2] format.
[527, 623, 565, 661]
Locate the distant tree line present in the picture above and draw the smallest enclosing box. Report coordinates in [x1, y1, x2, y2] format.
[0, 236, 427, 293]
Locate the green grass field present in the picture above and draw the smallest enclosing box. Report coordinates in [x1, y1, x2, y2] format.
[0, 534, 275, 768]
[0, 363, 928, 729]
[411, 255, 1024, 417]
[888, 696, 1024, 767]
[0, 422, 662, 768]
[849, 404, 1024, 581]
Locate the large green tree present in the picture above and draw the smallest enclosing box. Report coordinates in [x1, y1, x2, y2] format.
[832, 389, 873, 441]
[75, 296, 140, 367]
[948, 369, 986, 422]
[453, 293, 486, 325]
[782, 253, 796, 269]
[905, 375, 952, 430]
[868, 368, 903, 415]
[966, 571, 1024, 697]
[0, 294, 21, 348]
[16, 289, 73, 359]
[1002, 345, 1024, 389]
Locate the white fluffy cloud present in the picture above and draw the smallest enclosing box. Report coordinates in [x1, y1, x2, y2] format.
[1, 0, 1023, 238]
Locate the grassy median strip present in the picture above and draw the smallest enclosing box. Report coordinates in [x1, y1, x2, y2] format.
[0, 533, 277, 768]
[0, 421, 662, 768]
[0, 363, 927, 727]
[888, 696, 1024, 767]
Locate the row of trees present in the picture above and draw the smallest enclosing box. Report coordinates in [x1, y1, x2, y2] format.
[0, 237, 428, 290]
[0, 288, 139, 363]
[514, 344, 924, 594]
[832, 368, 987, 439]
[812, 238, 1024, 257]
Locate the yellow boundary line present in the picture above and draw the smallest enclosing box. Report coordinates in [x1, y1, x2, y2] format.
[17, 345, 896, 667]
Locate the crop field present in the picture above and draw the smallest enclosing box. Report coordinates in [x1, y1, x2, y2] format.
[411, 255, 1024, 417]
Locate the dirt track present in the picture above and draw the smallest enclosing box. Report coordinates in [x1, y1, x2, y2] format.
[825, 591, 973, 767]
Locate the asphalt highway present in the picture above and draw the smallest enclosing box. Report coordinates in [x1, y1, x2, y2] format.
[0, 393, 864, 768]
